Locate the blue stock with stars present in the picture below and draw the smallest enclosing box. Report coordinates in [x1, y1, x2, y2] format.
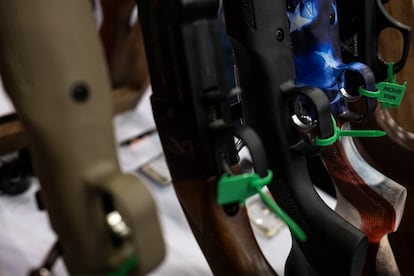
[287, 0, 375, 119]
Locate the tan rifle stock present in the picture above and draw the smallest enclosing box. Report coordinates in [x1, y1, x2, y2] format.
[0, 0, 164, 274]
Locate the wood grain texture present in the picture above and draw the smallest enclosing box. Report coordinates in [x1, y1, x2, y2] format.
[0, 118, 27, 155]
[99, 0, 150, 91]
[379, 0, 414, 133]
[173, 177, 276, 275]
[352, 1, 414, 275]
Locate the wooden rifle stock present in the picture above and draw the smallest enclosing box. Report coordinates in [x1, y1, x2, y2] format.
[137, 0, 276, 274]
[174, 177, 276, 275]
[99, 0, 150, 91]
[338, 0, 414, 274]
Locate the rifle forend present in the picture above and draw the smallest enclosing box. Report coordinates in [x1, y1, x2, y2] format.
[137, 0, 278, 274]
[0, 0, 165, 274]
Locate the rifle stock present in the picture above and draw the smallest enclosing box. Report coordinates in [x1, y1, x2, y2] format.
[338, 0, 414, 274]
[0, 0, 164, 274]
[137, 0, 276, 274]
[99, 0, 150, 91]
[287, 0, 407, 274]
[222, 0, 368, 275]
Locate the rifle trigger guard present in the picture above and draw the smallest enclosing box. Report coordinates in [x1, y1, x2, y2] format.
[213, 125, 269, 178]
[281, 82, 334, 151]
[85, 163, 165, 274]
[335, 62, 378, 121]
[232, 127, 269, 177]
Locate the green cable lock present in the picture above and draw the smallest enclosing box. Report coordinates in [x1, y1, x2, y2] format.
[217, 170, 307, 242]
[359, 62, 407, 108]
[105, 255, 137, 276]
[315, 115, 386, 146]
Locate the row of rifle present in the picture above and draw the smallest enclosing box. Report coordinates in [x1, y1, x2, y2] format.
[0, 0, 411, 275]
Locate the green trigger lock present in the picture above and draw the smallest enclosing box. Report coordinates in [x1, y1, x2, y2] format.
[217, 171, 273, 205]
[105, 255, 137, 276]
[315, 115, 386, 146]
[217, 170, 307, 242]
[359, 62, 407, 108]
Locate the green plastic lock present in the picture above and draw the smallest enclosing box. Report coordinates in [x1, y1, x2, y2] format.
[315, 115, 386, 146]
[105, 255, 137, 276]
[377, 81, 407, 108]
[217, 171, 273, 205]
[358, 62, 407, 108]
[217, 170, 307, 241]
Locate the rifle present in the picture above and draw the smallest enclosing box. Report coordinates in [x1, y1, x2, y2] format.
[337, 0, 411, 81]
[136, 0, 278, 274]
[337, 0, 414, 274]
[0, 0, 164, 274]
[99, 0, 150, 92]
[287, 0, 378, 122]
[222, 0, 368, 275]
[287, 0, 407, 274]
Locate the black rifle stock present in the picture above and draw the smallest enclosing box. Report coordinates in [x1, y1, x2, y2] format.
[222, 0, 368, 275]
[136, 0, 277, 274]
